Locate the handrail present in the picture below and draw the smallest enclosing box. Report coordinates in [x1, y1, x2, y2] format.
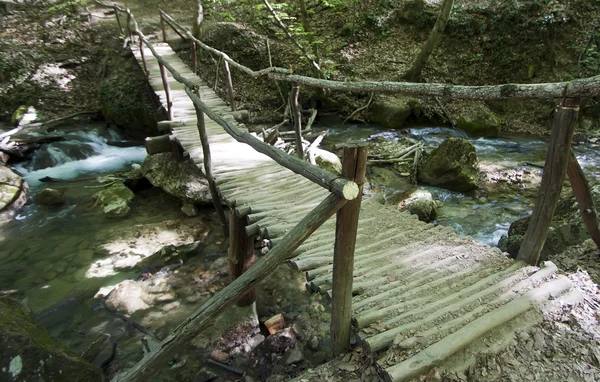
[158, 9, 600, 100]
[94, 1, 359, 201]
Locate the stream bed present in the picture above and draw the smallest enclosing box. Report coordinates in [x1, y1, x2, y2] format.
[318, 124, 600, 246]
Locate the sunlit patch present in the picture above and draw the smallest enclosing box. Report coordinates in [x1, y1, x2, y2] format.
[31, 64, 75, 89]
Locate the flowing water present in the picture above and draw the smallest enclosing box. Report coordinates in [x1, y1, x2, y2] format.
[0, 124, 226, 363]
[319, 124, 600, 246]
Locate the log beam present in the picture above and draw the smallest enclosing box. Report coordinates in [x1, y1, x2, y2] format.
[192, 95, 228, 236]
[290, 84, 303, 159]
[224, 60, 235, 111]
[158, 62, 174, 120]
[518, 98, 580, 265]
[567, 149, 600, 248]
[331, 144, 367, 356]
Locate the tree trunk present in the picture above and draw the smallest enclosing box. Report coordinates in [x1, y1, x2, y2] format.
[403, 0, 454, 82]
[298, 0, 319, 63]
[567, 149, 600, 248]
[192, 1, 203, 39]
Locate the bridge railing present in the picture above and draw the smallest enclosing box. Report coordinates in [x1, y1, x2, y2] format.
[94, 2, 367, 381]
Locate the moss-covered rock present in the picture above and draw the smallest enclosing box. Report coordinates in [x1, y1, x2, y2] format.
[455, 102, 502, 137]
[0, 296, 102, 381]
[498, 185, 600, 260]
[395, 188, 438, 222]
[140, 153, 212, 205]
[99, 55, 165, 138]
[417, 138, 479, 192]
[90, 181, 135, 217]
[370, 96, 419, 129]
[0, 165, 27, 226]
[35, 188, 65, 206]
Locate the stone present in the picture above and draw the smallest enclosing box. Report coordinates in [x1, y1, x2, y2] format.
[137, 241, 204, 271]
[370, 96, 419, 129]
[72, 250, 94, 266]
[141, 153, 212, 205]
[285, 345, 303, 365]
[105, 277, 176, 316]
[395, 188, 437, 222]
[309, 336, 319, 350]
[0, 165, 26, 212]
[34, 188, 65, 206]
[456, 103, 501, 137]
[181, 203, 198, 217]
[99, 56, 164, 138]
[10, 105, 36, 126]
[89, 182, 134, 217]
[417, 138, 479, 192]
[0, 297, 102, 381]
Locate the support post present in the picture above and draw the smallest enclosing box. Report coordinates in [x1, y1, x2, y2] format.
[192, 94, 228, 237]
[517, 98, 580, 265]
[112, 194, 347, 382]
[223, 60, 236, 111]
[229, 211, 256, 306]
[567, 149, 600, 248]
[139, 39, 149, 78]
[160, 14, 167, 42]
[331, 144, 367, 356]
[126, 12, 132, 41]
[290, 83, 303, 159]
[158, 63, 174, 120]
[191, 40, 198, 74]
[114, 7, 123, 35]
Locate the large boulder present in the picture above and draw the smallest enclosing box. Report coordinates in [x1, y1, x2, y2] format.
[417, 138, 479, 192]
[0, 165, 27, 225]
[99, 54, 164, 138]
[0, 296, 102, 381]
[141, 153, 212, 205]
[395, 188, 437, 222]
[90, 181, 135, 217]
[455, 102, 502, 137]
[35, 188, 65, 206]
[370, 96, 420, 129]
[498, 185, 600, 260]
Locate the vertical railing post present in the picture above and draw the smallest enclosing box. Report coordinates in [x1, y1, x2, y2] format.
[139, 39, 149, 78]
[160, 14, 167, 42]
[114, 6, 123, 35]
[567, 149, 600, 247]
[331, 144, 367, 356]
[126, 11, 132, 41]
[228, 210, 256, 307]
[290, 83, 303, 159]
[223, 60, 236, 111]
[159, 63, 174, 120]
[518, 98, 580, 265]
[191, 40, 198, 74]
[192, 91, 229, 237]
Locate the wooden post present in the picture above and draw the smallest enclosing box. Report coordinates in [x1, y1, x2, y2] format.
[191, 40, 198, 74]
[139, 39, 149, 78]
[331, 144, 367, 356]
[567, 149, 600, 248]
[158, 63, 174, 120]
[228, 211, 256, 306]
[290, 83, 303, 159]
[517, 98, 580, 265]
[160, 14, 167, 42]
[114, 6, 123, 35]
[126, 12, 132, 41]
[192, 94, 228, 237]
[223, 60, 236, 111]
[111, 194, 347, 382]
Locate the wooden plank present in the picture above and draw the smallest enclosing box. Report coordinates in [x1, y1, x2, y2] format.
[567, 149, 600, 248]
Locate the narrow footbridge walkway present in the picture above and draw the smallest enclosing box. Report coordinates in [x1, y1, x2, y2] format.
[130, 40, 579, 381]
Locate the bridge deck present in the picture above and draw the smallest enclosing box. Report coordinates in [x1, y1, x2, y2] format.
[132, 41, 578, 382]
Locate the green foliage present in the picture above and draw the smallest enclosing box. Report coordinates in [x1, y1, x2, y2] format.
[47, 0, 87, 15]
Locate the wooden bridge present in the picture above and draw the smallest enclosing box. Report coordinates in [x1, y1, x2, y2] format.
[95, 3, 598, 381]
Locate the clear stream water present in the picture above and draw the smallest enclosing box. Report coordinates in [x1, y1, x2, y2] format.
[0, 123, 599, 370]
